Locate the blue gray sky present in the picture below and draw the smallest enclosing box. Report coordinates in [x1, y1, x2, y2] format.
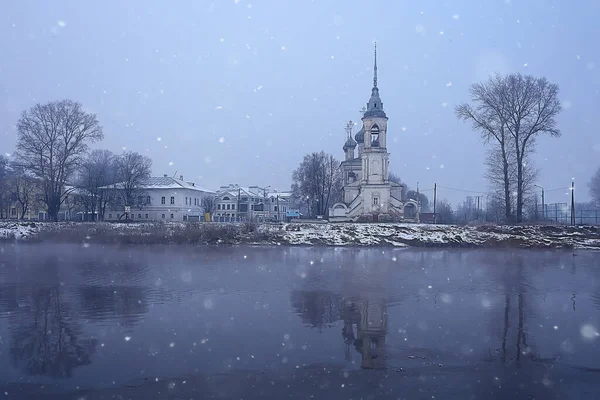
[1, 0, 598, 205]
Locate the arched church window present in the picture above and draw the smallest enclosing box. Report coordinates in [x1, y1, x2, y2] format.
[371, 125, 380, 147]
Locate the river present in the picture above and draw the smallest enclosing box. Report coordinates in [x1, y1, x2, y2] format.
[0, 243, 599, 399]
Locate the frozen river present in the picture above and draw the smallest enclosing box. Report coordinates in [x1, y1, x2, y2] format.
[0, 244, 599, 399]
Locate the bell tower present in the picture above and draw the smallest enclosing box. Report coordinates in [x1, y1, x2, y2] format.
[361, 43, 389, 185]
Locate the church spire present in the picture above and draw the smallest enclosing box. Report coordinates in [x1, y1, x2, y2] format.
[363, 43, 387, 119]
[373, 42, 378, 88]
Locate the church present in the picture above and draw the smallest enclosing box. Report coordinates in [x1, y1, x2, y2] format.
[329, 45, 420, 222]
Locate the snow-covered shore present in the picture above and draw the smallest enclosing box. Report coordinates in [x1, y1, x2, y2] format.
[1, 221, 599, 249]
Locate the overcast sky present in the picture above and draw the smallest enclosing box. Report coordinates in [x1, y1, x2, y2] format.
[1, 0, 598, 205]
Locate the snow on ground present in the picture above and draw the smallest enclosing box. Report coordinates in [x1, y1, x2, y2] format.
[0, 221, 599, 249]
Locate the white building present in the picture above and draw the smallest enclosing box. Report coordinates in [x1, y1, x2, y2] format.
[105, 175, 214, 222]
[329, 45, 419, 222]
[212, 184, 292, 222]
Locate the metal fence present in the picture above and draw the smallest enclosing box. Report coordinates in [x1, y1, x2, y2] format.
[542, 203, 600, 225]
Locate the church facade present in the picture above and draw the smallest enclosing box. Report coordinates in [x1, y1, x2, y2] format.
[329, 45, 419, 222]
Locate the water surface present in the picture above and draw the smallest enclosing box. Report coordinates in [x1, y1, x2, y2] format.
[0, 244, 599, 399]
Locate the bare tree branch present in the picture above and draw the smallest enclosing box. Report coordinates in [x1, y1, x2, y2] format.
[14, 100, 103, 221]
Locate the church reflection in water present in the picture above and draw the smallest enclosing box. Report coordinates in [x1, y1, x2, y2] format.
[290, 288, 389, 369]
[341, 297, 387, 369]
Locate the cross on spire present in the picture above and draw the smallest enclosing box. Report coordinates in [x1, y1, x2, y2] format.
[345, 120, 354, 138]
[373, 42, 378, 88]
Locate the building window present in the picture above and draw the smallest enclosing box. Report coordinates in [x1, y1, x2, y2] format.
[373, 197, 379, 205]
[145, 214, 148, 218]
[146, 196, 151, 204]
[170, 214, 174, 219]
[185, 197, 188, 205]
[226, 204, 231, 210]
[241, 197, 248, 202]
[11, 208, 16, 216]
[109, 214, 112, 219]
[170, 196, 175, 205]
[231, 204, 235, 210]
[217, 204, 221, 210]
[161, 196, 166, 205]
[274, 206, 278, 211]
[137, 196, 143, 205]
[162, 214, 165, 219]
[138, 214, 141, 218]
[223, 196, 230, 201]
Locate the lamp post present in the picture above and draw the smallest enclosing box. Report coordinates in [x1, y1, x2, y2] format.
[534, 185, 544, 221]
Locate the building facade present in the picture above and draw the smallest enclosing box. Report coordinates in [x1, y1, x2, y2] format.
[105, 175, 214, 222]
[212, 184, 292, 222]
[329, 45, 419, 222]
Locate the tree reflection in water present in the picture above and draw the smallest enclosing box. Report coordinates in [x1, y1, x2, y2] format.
[8, 286, 97, 378]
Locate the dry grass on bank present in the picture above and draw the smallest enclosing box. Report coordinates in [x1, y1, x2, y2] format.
[29, 221, 281, 245]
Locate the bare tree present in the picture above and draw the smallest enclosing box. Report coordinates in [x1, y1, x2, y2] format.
[0, 155, 9, 218]
[75, 150, 116, 221]
[15, 100, 103, 221]
[504, 75, 561, 222]
[112, 151, 152, 219]
[456, 75, 514, 222]
[201, 196, 215, 215]
[435, 199, 454, 224]
[291, 152, 342, 217]
[456, 74, 561, 223]
[388, 172, 408, 200]
[7, 163, 41, 219]
[590, 166, 600, 208]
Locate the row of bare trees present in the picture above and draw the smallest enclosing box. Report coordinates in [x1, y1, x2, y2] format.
[73, 150, 152, 221]
[291, 151, 342, 217]
[456, 73, 562, 223]
[2, 99, 152, 221]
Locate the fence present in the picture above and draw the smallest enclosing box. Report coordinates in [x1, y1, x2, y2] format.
[542, 203, 600, 225]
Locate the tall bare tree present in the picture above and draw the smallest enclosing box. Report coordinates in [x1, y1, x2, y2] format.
[75, 149, 116, 221]
[456, 74, 561, 223]
[112, 151, 152, 218]
[590, 166, 600, 208]
[456, 75, 514, 222]
[292, 152, 342, 216]
[7, 163, 40, 219]
[15, 100, 103, 221]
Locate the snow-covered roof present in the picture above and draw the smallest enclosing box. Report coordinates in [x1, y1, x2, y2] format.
[105, 177, 215, 193]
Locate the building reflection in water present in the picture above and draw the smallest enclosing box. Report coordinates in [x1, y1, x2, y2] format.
[341, 297, 387, 369]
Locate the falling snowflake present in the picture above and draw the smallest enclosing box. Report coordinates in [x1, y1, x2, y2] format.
[168, 161, 174, 166]
[219, 38, 225, 42]
[523, 63, 528, 67]
[580, 324, 599, 340]
[281, 45, 287, 51]
[157, 137, 162, 141]
[57, 20, 66, 27]
[446, 82, 452, 87]
[219, 137, 225, 143]
[125, 336, 132, 341]
[439, 31, 444, 35]
[441, 102, 448, 107]
[452, 14, 460, 20]
[215, 106, 223, 110]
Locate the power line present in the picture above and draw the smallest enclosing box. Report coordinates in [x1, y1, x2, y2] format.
[545, 187, 570, 193]
[437, 185, 487, 194]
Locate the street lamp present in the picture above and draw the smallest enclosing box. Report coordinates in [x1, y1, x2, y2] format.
[534, 185, 544, 221]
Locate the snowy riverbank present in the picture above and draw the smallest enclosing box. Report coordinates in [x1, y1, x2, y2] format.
[1, 221, 599, 249]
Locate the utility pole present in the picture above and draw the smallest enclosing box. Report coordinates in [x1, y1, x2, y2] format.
[535, 185, 544, 222]
[433, 183, 437, 224]
[570, 181, 575, 226]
